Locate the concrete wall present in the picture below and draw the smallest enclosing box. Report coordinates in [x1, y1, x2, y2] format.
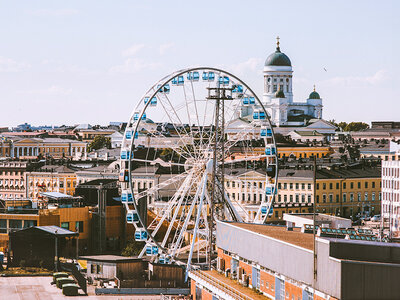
[315, 238, 341, 298]
[329, 238, 400, 264]
[341, 260, 400, 300]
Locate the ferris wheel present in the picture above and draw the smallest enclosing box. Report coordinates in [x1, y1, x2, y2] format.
[119, 67, 278, 269]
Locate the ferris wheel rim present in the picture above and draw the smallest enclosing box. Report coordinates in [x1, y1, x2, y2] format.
[122, 66, 279, 260]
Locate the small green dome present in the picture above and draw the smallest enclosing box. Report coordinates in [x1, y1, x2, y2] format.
[309, 86, 320, 99]
[275, 89, 285, 98]
[265, 47, 291, 67]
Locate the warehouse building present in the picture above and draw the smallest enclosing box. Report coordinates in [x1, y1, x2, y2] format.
[189, 221, 400, 300]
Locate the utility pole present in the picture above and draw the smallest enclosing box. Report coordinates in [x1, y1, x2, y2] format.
[312, 156, 317, 287]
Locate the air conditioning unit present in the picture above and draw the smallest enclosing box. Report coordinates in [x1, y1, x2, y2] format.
[237, 266, 244, 278]
[242, 274, 249, 287]
[217, 257, 225, 272]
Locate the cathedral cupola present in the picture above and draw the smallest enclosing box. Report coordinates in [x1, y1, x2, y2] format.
[309, 85, 321, 99]
[265, 37, 292, 67]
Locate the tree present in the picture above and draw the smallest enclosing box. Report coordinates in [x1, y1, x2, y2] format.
[343, 122, 369, 132]
[121, 239, 145, 257]
[88, 136, 111, 152]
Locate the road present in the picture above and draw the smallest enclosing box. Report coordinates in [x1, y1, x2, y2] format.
[0, 276, 162, 300]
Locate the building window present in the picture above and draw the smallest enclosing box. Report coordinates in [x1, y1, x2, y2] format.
[301, 194, 305, 202]
[308, 183, 311, 190]
[0, 219, 7, 234]
[365, 182, 368, 188]
[295, 194, 299, 202]
[336, 194, 339, 202]
[75, 221, 84, 233]
[289, 183, 293, 190]
[283, 183, 287, 189]
[23, 220, 37, 228]
[301, 183, 305, 190]
[350, 182, 354, 189]
[9, 219, 22, 229]
[284, 195, 287, 202]
[96, 264, 102, 274]
[372, 181, 375, 188]
[295, 183, 299, 190]
[290, 195, 293, 202]
[329, 183, 333, 189]
[316, 183, 319, 190]
[323, 183, 326, 190]
[372, 192, 375, 201]
[307, 195, 311, 203]
[61, 222, 69, 230]
[357, 182, 361, 189]
[323, 194, 327, 203]
[343, 193, 347, 202]
[358, 192, 361, 201]
[336, 182, 339, 189]
[365, 192, 368, 201]
[316, 195, 319, 203]
[350, 193, 354, 202]
[329, 194, 333, 203]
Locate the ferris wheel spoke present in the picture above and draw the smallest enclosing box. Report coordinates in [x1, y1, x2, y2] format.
[186, 172, 208, 271]
[145, 171, 195, 243]
[135, 171, 190, 202]
[133, 157, 191, 167]
[161, 172, 202, 248]
[157, 95, 198, 160]
[170, 173, 206, 257]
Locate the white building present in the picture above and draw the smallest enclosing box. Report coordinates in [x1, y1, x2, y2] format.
[382, 160, 400, 237]
[240, 38, 323, 127]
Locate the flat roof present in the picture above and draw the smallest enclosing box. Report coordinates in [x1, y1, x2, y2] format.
[229, 222, 314, 250]
[79, 255, 142, 263]
[197, 270, 268, 300]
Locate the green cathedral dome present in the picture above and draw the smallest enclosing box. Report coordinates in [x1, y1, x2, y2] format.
[265, 47, 291, 67]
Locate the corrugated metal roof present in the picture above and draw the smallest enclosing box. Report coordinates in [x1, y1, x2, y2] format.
[36, 225, 78, 236]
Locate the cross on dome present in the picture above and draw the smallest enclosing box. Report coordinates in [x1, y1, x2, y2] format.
[276, 36, 280, 51]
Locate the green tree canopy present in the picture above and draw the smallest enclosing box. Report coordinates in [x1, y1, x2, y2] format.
[88, 135, 111, 152]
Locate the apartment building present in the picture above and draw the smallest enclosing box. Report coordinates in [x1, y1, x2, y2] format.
[224, 166, 381, 222]
[0, 161, 27, 199]
[382, 160, 400, 237]
[26, 165, 77, 199]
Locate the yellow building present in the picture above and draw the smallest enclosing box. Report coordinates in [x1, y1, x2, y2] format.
[277, 146, 334, 159]
[76, 129, 115, 142]
[224, 166, 381, 222]
[315, 168, 381, 218]
[9, 137, 86, 159]
[0, 138, 12, 157]
[26, 165, 77, 200]
[0, 206, 91, 250]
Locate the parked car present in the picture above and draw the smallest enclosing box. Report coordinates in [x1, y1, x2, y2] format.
[371, 215, 381, 222]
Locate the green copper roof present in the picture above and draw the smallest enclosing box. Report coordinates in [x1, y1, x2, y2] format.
[309, 90, 320, 99]
[275, 89, 285, 98]
[265, 47, 291, 67]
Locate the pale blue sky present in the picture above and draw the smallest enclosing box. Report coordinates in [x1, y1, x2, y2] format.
[0, 0, 398, 127]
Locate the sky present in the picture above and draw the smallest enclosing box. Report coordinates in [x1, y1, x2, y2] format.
[0, 0, 399, 127]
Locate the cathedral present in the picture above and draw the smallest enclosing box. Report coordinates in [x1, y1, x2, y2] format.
[242, 38, 323, 127]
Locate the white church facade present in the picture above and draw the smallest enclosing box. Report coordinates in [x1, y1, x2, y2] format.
[239, 38, 324, 128]
[262, 38, 323, 126]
